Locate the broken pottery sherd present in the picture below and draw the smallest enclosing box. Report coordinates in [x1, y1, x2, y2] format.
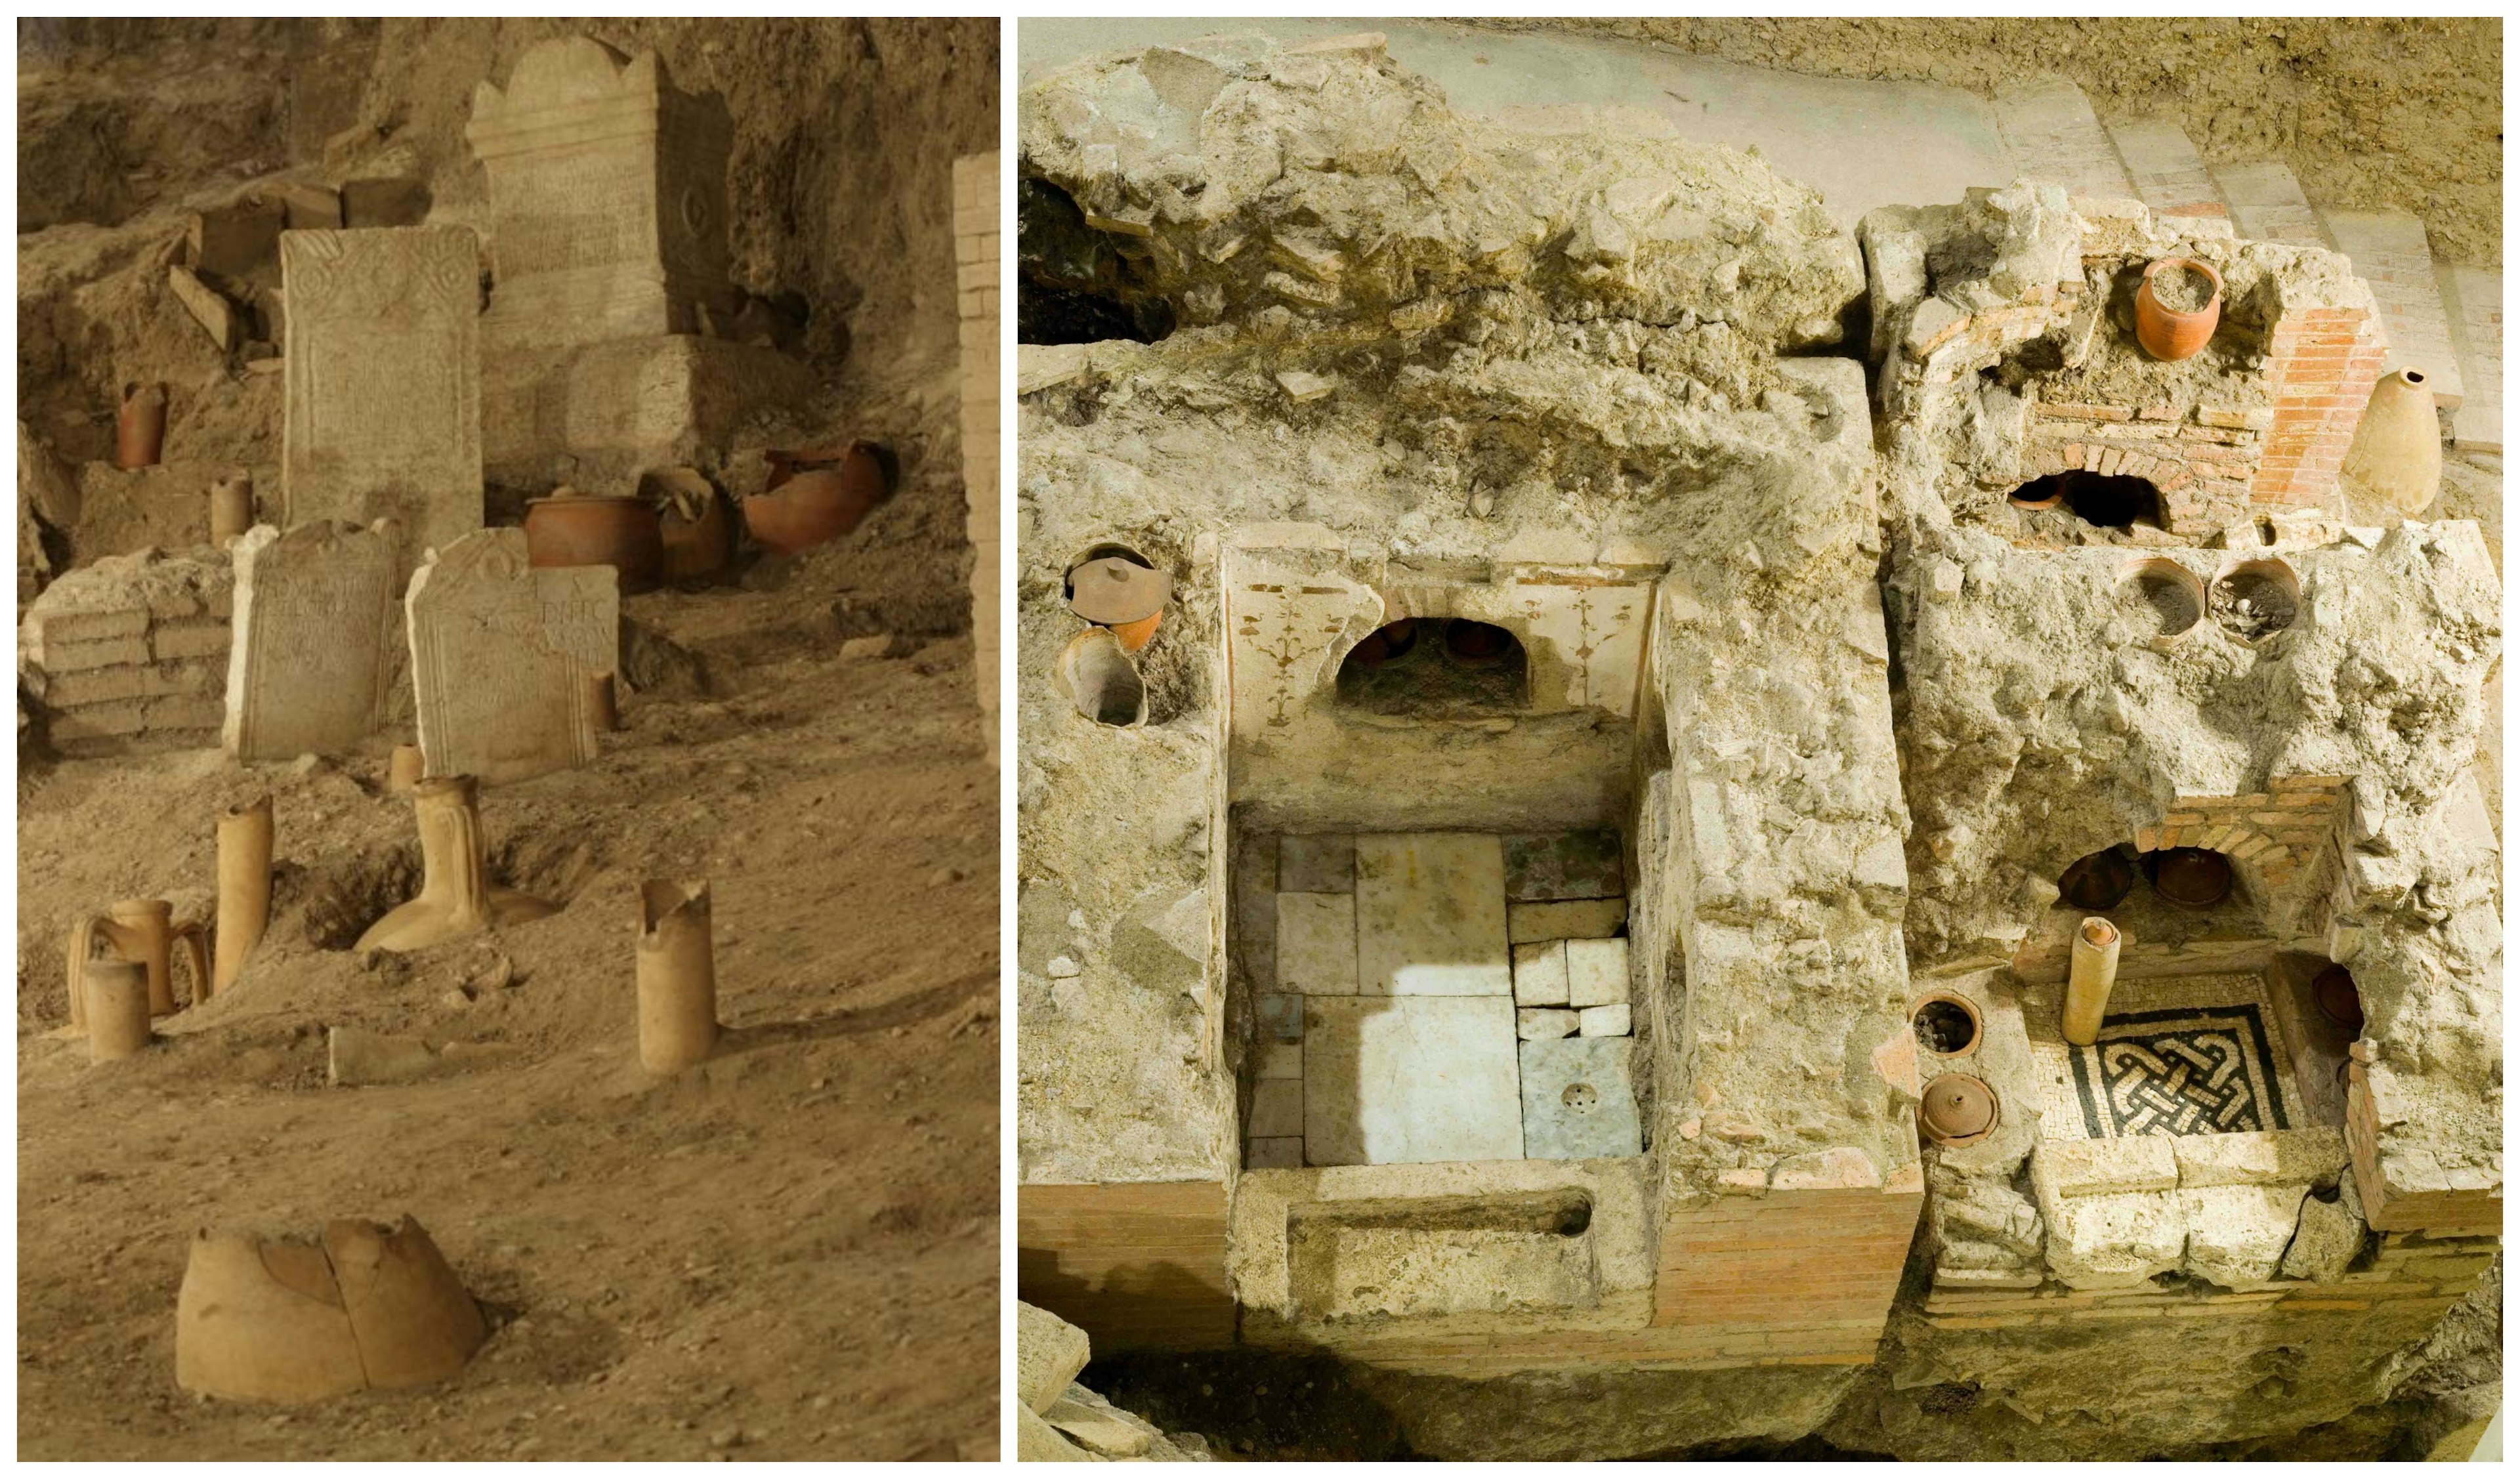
[176, 1215, 486, 1403]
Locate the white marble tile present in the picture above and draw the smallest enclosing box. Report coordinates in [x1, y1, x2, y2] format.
[1278, 834, 1355, 894]
[1303, 995, 1522, 1165]
[1256, 1039, 1303, 1079]
[1512, 940, 1569, 1005]
[1276, 892, 1358, 995]
[1354, 833, 1511, 996]
[1257, 992, 1304, 1043]
[1518, 1007, 1578, 1041]
[1247, 1136, 1304, 1169]
[1579, 1003, 1632, 1037]
[1507, 898, 1629, 944]
[1566, 936, 1629, 1009]
[1249, 1077, 1305, 1138]
[1521, 1037, 1643, 1160]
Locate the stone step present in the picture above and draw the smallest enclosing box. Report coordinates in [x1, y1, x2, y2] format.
[2319, 208, 2467, 408]
[1990, 76, 2135, 201]
[2435, 265, 2501, 451]
[2210, 160, 2331, 248]
[2103, 117, 2228, 224]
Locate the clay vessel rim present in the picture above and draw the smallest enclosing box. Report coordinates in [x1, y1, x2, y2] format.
[2142, 256, 2223, 302]
[2078, 917, 2120, 947]
[110, 897, 173, 915]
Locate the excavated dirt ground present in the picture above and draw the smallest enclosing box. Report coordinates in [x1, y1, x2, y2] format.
[15, 554, 998, 1460]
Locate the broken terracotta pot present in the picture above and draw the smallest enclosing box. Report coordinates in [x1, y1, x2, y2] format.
[1108, 611, 1162, 652]
[1066, 554, 1171, 629]
[642, 467, 732, 581]
[68, 898, 207, 1028]
[115, 381, 167, 469]
[85, 960, 154, 1063]
[2134, 257, 2221, 362]
[1056, 627, 1147, 727]
[1920, 1073, 1998, 1146]
[2151, 846, 2233, 908]
[524, 488, 664, 594]
[636, 879, 719, 1073]
[213, 795, 274, 997]
[2340, 367, 2443, 515]
[354, 777, 556, 953]
[745, 442, 892, 556]
[209, 472, 255, 545]
[175, 1215, 487, 1403]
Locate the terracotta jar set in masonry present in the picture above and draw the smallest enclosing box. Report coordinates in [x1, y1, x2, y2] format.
[744, 442, 895, 556]
[1067, 554, 1172, 652]
[2134, 257, 2222, 362]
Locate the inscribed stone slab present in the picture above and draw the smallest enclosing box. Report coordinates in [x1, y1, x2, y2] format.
[1520, 1037, 1643, 1161]
[1276, 892, 1358, 995]
[222, 520, 402, 761]
[466, 36, 738, 348]
[280, 226, 482, 566]
[1303, 995, 1522, 1166]
[407, 528, 617, 785]
[1354, 833, 1510, 996]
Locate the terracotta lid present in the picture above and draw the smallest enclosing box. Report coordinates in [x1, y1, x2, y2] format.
[1920, 1073, 1998, 1145]
[2152, 846, 2232, 908]
[1069, 556, 1171, 625]
[2058, 849, 2135, 911]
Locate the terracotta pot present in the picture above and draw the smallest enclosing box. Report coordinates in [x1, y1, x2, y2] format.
[642, 467, 732, 581]
[209, 472, 255, 545]
[1920, 1073, 1998, 1146]
[1109, 610, 1162, 652]
[115, 382, 167, 470]
[1346, 619, 1418, 669]
[2313, 964, 2366, 1032]
[2135, 257, 2222, 362]
[524, 490, 663, 594]
[84, 960, 154, 1063]
[746, 442, 892, 556]
[2057, 848, 2135, 911]
[2151, 846, 2232, 908]
[1066, 554, 1171, 625]
[175, 1216, 486, 1403]
[2339, 367, 2443, 514]
[1445, 619, 1516, 666]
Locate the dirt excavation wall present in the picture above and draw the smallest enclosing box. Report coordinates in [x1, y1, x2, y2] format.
[1014, 32, 2500, 1461]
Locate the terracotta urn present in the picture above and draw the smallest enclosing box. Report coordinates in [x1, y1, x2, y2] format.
[1346, 619, 1419, 669]
[175, 1216, 486, 1402]
[2057, 848, 2135, 911]
[744, 442, 893, 556]
[1066, 554, 1171, 631]
[115, 381, 167, 470]
[2151, 846, 2232, 908]
[67, 898, 206, 1028]
[524, 488, 664, 594]
[2135, 257, 2221, 362]
[2338, 367, 2443, 514]
[641, 467, 732, 581]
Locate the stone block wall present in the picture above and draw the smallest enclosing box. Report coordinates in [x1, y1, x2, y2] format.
[18, 549, 233, 757]
[2252, 306, 2391, 507]
[953, 149, 1001, 766]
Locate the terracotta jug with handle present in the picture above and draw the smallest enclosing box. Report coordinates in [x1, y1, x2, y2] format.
[68, 898, 207, 1028]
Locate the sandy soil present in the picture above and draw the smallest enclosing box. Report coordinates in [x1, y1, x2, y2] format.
[16, 560, 998, 1460]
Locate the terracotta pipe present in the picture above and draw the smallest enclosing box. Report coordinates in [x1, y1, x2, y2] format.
[214, 795, 274, 996]
[636, 879, 718, 1073]
[586, 671, 620, 732]
[2063, 916, 2123, 1047]
[386, 743, 426, 793]
[86, 959, 154, 1062]
[210, 472, 255, 545]
[356, 776, 555, 953]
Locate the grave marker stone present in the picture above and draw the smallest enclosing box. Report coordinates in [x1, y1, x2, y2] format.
[406, 529, 617, 785]
[222, 520, 403, 761]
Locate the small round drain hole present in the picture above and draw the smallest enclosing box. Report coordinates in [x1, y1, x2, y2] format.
[1561, 1081, 1599, 1112]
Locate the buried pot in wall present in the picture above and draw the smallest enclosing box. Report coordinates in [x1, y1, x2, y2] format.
[1055, 626, 1147, 727]
[2134, 257, 2221, 362]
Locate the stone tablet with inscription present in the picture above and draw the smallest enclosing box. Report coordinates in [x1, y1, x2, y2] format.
[280, 226, 483, 565]
[466, 35, 738, 348]
[406, 529, 618, 785]
[222, 520, 404, 762]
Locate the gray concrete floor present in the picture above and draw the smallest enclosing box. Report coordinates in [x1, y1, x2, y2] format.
[1018, 18, 2018, 227]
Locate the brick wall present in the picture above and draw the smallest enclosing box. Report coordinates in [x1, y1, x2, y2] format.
[2132, 777, 2350, 894]
[952, 150, 1001, 766]
[2025, 400, 2273, 535]
[2250, 307, 2389, 507]
[18, 549, 233, 756]
[1651, 1175, 1925, 1362]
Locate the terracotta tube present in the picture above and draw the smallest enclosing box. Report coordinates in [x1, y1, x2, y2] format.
[209, 473, 255, 545]
[636, 879, 717, 1073]
[586, 671, 620, 733]
[386, 744, 426, 793]
[87, 959, 154, 1062]
[214, 795, 274, 996]
[2063, 916, 2123, 1047]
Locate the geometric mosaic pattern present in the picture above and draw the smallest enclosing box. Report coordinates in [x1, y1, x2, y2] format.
[2067, 1004, 2292, 1139]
